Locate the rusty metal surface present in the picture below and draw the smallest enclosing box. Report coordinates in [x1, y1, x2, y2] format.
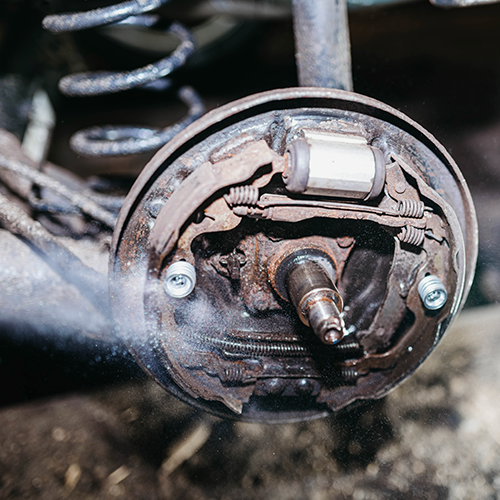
[110, 88, 477, 422]
[149, 140, 285, 260]
[112, 88, 477, 298]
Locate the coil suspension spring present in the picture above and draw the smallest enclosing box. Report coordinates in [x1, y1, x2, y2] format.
[43, 0, 205, 157]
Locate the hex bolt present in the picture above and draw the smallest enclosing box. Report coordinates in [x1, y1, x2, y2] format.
[418, 275, 447, 311]
[164, 261, 196, 298]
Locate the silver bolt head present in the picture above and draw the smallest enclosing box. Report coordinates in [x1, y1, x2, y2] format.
[418, 275, 447, 311]
[164, 261, 196, 298]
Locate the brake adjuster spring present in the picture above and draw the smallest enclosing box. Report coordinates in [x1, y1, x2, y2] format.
[42, 0, 205, 157]
[398, 199, 425, 218]
[224, 186, 260, 207]
[398, 225, 425, 247]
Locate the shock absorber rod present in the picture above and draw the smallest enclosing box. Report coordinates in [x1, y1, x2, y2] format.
[291, 0, 353, 91]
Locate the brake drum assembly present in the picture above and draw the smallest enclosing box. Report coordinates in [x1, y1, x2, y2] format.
[110, 88, 477, 422]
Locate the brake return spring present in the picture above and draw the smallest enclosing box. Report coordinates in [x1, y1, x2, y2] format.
[189, 331, 361, 359]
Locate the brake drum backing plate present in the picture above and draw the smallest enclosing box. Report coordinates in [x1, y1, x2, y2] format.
[110, 88, 477, 423]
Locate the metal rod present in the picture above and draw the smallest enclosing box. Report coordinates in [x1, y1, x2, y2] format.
[0, 193, 109, 309]
[291, 0, 353, 90]
[0, 155, 117, 228]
